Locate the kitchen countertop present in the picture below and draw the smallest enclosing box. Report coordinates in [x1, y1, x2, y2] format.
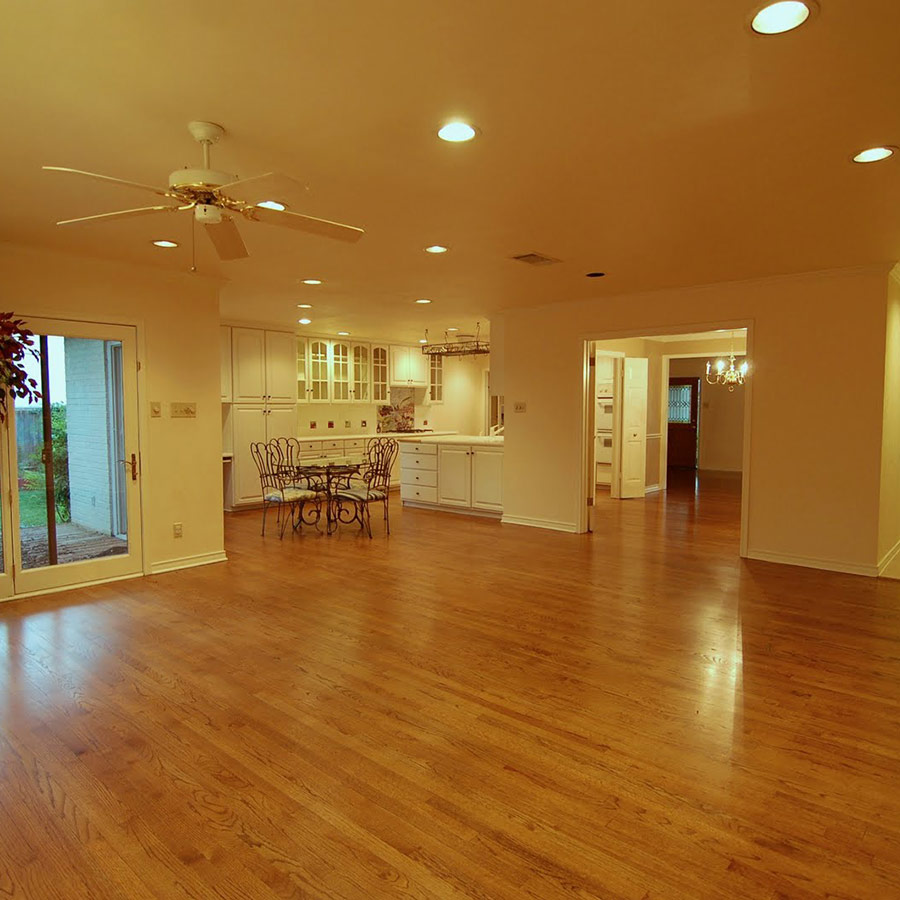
[296, 430, 459, 442]
[401, 434, 504, 446]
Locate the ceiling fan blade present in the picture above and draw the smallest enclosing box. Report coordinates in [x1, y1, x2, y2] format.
[43, 166, 172, 198]
[205, 216, 249, 260]
[57, 205, 183, 225]
[219, 172, 307, 206]
[248, 205, 364, 243]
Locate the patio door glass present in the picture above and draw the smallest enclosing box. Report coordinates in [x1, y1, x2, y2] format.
[3, 318, 142, 596]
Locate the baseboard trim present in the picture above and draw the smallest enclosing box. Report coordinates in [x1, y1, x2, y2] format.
[877, 537, 900, 576]
[1, 571, 145, 603]
[150, 551, 228, 575]
[402, 501, 501, 520]
[645, 484, 662, 495]
[501, 515, 579, 534]
[746, 549, 877, 578]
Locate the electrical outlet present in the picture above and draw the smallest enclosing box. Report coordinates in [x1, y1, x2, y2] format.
[173, 522, 183, 538]
[361, 419, 367, 428]
[344, 420, 351, 428]
[514, 401, 527, 413]
[170, 402, 197, 418]
[150, 401, 162, 418]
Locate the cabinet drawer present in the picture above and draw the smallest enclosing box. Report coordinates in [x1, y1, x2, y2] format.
[344, 439, 365, 449]
[401, 484, 438, 503]
[400, 453, 437, 471]
[401, 469, 437, 488]
[299, 440, 323, 453]
[323, 439, 343, 450]
[400, 442, 437, 456]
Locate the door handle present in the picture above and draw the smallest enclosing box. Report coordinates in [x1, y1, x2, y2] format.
[119, 453, 138, 481]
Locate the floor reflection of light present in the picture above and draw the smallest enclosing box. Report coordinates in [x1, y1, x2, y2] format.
[696, 609, 743, 761]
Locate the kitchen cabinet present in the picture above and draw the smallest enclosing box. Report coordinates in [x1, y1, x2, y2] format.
[300, 339, 372, 404]
[332, 341, 351, 401]
[390, 345, 428, 387]
[307, 338, 331, 402]
[230, 327, 295, 403]
[296, 337, 308, 403]
[400, 439, 503, 516]
[437, 445, 472, 507]
[230, 405, 298, 505]
[352, 343, 371, 402]
[372, 345, 389, 402]
[220, 326, 232, 402]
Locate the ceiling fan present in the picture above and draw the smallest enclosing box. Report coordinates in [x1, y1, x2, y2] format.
[43, 121, 364, 261]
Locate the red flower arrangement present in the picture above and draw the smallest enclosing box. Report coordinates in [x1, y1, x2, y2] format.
[0, 312, 41, 423]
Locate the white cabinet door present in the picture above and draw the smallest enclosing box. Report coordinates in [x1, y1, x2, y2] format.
[265, 405, 297, 441]
[308, 339, 331, 402]
[352, 343, 371, 402]
[372, 345, 389, 403]
[232, 328, 266, 402]
[618, 357, 648, 499]
[332, 341, 351, 402]
[296, 337, 308, 404]
[408, 348, 428, 387]
[265, 331, 297, 402]
[220, 326, 232, 401]
[389, 345, 410, 385]
[232, 405, 266, 504]
[472, 447, 503, 510]
[438, 445, 472, 507]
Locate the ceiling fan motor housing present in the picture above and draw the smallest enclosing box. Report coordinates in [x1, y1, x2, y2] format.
[194, 203, 223, 225]
[169, 167, 237, 191]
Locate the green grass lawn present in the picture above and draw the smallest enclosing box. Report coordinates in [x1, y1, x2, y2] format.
[18, 488, 49, 527]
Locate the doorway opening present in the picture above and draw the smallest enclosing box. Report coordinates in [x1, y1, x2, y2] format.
[583, 327, 751, 555]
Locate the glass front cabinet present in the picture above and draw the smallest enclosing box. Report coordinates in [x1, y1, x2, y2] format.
[308, 339, 331, 403]
[372, 344, 389, 403]
[352, 343, 370, 402]
[297, 337, 376, 404]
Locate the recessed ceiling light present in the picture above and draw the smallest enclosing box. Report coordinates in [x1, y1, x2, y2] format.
[337, 331, 350, 336]
[438, 121, 476, 143]
[297, 303, 313, 309]
[298, 318, 312, 325]
[257, 200, 286, 211]
[853, 147, 895, 164]
[425, 245, 448, 253]
[419, 338, 428, 344]
[152, 239, 178, 248]
[586, 272, 606, 278]
[302, 279, 322, 285]
[447, 327, 459, 332]
[750, 2, 812, 35]
[415, 298, 432, 304]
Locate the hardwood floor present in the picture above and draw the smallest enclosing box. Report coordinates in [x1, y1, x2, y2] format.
[1, 477, 899, 899]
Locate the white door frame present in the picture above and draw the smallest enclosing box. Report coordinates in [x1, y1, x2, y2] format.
[579, 321, 754, 559]
[0, 316, 146, 599]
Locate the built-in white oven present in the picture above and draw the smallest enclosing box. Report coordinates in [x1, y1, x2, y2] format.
[595, 430, 613, 465]
[596, 396, 614, 431]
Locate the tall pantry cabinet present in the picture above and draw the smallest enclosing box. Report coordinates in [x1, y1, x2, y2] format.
[222, 326, 298, 507]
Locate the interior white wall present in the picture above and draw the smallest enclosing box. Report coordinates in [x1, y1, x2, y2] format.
[1, 241, 224, 571]
[669, 358, 745, 472]
[503, 265, 890, 574]
[423, 354, 490, 435]
[878, 266, 900, 572]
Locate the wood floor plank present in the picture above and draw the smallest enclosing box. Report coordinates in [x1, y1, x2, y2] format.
[1, 471, 898, 898]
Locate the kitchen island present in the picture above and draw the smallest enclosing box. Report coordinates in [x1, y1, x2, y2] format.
[399, 434, 504, 517]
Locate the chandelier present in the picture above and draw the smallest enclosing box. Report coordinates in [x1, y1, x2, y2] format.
[706, 334, 749, 392]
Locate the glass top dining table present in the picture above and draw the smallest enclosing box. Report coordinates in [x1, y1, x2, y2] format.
[292, 456, 366, 534]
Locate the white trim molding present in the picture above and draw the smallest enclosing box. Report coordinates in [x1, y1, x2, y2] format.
[150, 551, 228, 575]
[747, 549, 877, 578]
[501, 515, 579, 533]
[877, 538, 900, 577]
[645, 484, 662, 495]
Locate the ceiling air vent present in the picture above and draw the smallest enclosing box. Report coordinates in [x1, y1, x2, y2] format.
[511, 252, 561, 266]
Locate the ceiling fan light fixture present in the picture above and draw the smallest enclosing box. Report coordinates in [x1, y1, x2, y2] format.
[852, 146, 895, 164]
[152, 239, 178, 248]
[750, 1, 813, 35]
[438, 121, 477, 143]
[256, 200, 286, 211]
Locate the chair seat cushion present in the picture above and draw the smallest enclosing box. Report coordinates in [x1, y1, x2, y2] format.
[335, 486, 386, 502]
[265, 488, 319, 502]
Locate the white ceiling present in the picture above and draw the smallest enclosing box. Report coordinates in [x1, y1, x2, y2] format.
[2, 2, 899, 342]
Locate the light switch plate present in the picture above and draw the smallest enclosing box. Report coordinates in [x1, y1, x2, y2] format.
[170, 402, 197, 418]
[514, 401, 527, 413]
[150, 401, 162, 418]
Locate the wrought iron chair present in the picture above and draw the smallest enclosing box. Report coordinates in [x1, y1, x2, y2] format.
[332, 438, 399, 538]
[250, 441, 319, 538]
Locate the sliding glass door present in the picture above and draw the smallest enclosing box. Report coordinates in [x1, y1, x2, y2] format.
[1, 318, 143, 596]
